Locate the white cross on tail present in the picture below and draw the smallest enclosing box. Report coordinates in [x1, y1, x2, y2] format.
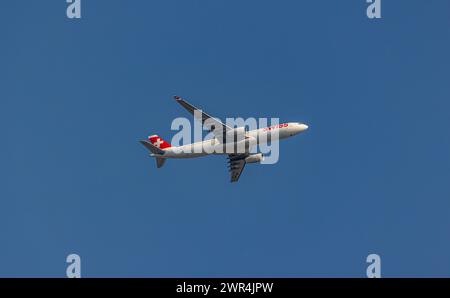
[154, 138, 164, 148]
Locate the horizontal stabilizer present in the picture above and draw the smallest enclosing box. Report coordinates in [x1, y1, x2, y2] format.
[139, 140, 165, 155]
[156, 157, 166, 168]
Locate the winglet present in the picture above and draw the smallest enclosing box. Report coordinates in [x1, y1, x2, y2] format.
[173, 95, 182, 101]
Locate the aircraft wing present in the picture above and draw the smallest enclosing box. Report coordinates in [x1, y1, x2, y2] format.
[228, 154, 248, 183]
[174, 96, 232, 140]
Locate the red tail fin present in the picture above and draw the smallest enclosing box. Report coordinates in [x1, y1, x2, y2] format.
[148, 135, 171, 149]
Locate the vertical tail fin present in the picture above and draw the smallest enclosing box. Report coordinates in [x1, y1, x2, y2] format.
[148, 135, 172, 149]
[144, 134, 170, 169]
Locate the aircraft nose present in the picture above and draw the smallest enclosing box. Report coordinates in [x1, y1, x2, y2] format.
[298, 123, 308, 132]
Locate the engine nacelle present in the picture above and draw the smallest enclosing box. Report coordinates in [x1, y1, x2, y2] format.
[245, 153, 264, 164]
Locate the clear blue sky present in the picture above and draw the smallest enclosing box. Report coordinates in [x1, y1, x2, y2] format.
[1, 1, 450, 277]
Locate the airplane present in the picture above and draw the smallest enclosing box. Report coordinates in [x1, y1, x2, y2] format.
[140, 96, 308, 182]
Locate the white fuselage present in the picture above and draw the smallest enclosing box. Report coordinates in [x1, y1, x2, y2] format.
[156, 122, 308, 159]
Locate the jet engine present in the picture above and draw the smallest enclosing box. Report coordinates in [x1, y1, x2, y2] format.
[245, 153, 264, 164]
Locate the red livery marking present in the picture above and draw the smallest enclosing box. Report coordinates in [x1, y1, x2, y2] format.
[148, 135, 172, 149]
[263, 123, 288, 131]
